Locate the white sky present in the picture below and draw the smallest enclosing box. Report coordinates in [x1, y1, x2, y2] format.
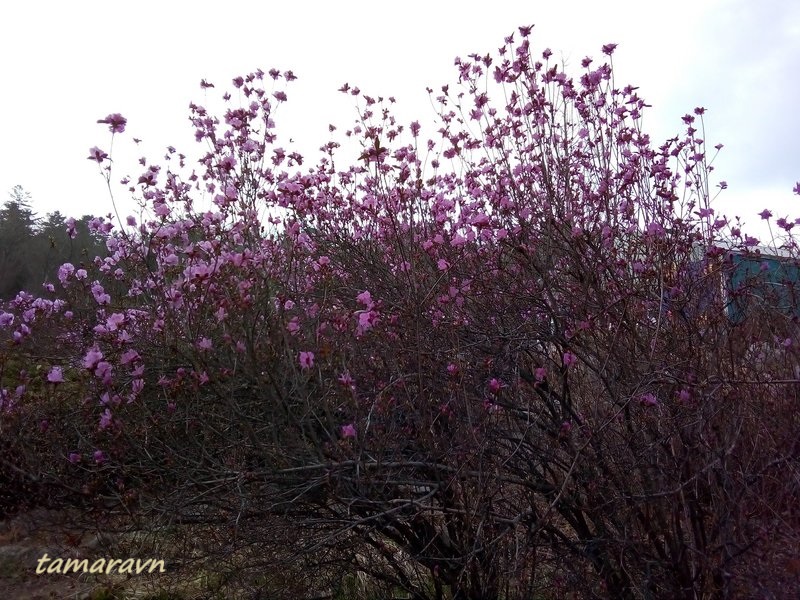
[1, 0, 798, 241]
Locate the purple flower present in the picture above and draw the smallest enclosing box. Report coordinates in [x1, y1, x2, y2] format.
[97, 113, 127, 133]
[93, 450, 107, 464]
[356, 290, 373, 308]
[47, 366, 64, 383]
[58, 263, 75, 284]
[601, 43, 618, 55]
[758, 209, 772, 220]
[287, 318, 300, 335]
[99, 408, 113, 430]
[68, 452, 81, 464]
[87, 146, 109, 163]
[83, 348, 104, 370]
[91, 283, 110, 305]
[341, 423, 357, 438]
[563, 352, 578, 368]
[106, 313, 125, 331]
[646, 222, 665, 237]
[299, 351, 315, 370]
[640, 393, 659, 407]
[95, 361, 113, 384]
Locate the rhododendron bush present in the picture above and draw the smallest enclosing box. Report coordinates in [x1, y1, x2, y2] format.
[2, 27, 799, 599]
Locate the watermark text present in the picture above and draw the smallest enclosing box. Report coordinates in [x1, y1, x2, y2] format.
[36, 553, 165, 575]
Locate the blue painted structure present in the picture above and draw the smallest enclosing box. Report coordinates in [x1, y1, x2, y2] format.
[724, 250, 800, 322]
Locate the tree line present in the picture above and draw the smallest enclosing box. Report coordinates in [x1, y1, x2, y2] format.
[0, 185, 106, 301]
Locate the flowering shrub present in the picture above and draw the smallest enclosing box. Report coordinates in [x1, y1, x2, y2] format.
[2, 27, 799, 598]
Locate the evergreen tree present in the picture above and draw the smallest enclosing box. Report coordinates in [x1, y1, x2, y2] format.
[0, 186, 39, 299]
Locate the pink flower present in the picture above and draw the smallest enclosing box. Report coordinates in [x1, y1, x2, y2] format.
[287, 318, 300, 335]
[83, 348, 103, 370]
[563, 352, 578, 368]
[640, 393, 659, 407]
[488, 378, 503, 393]
[106, 313, 125, 331]
[94, 361, 113, 384]
[87, 146, 109, 163]
[341, 423, 357, 438]
[99, 408, 113, 430]
[299, 351, 314, 369]
[357, 310, 375, 334]
[447, 363, 459, 376]
[97, 113, 127, 133]
[197, 337, 213, 351]
[91, 283, 110, 305]
[338, 371, 354, 386]
[601, 43, 618, 55]
[437, 259, 450, 271]
[58, 263, 75, 283]
[645, 222, 665, 237]
[120, 349, 140, 365]
[47, 366, 64, 383]
[356, 291, 373, 308]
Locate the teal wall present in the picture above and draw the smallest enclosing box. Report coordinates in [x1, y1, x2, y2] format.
[726, 253, 800, 321]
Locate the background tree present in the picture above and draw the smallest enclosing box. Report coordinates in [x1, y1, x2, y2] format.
[0, 186, 39, 299]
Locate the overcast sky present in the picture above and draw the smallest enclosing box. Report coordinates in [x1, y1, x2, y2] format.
[1, 0, 798, 240]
